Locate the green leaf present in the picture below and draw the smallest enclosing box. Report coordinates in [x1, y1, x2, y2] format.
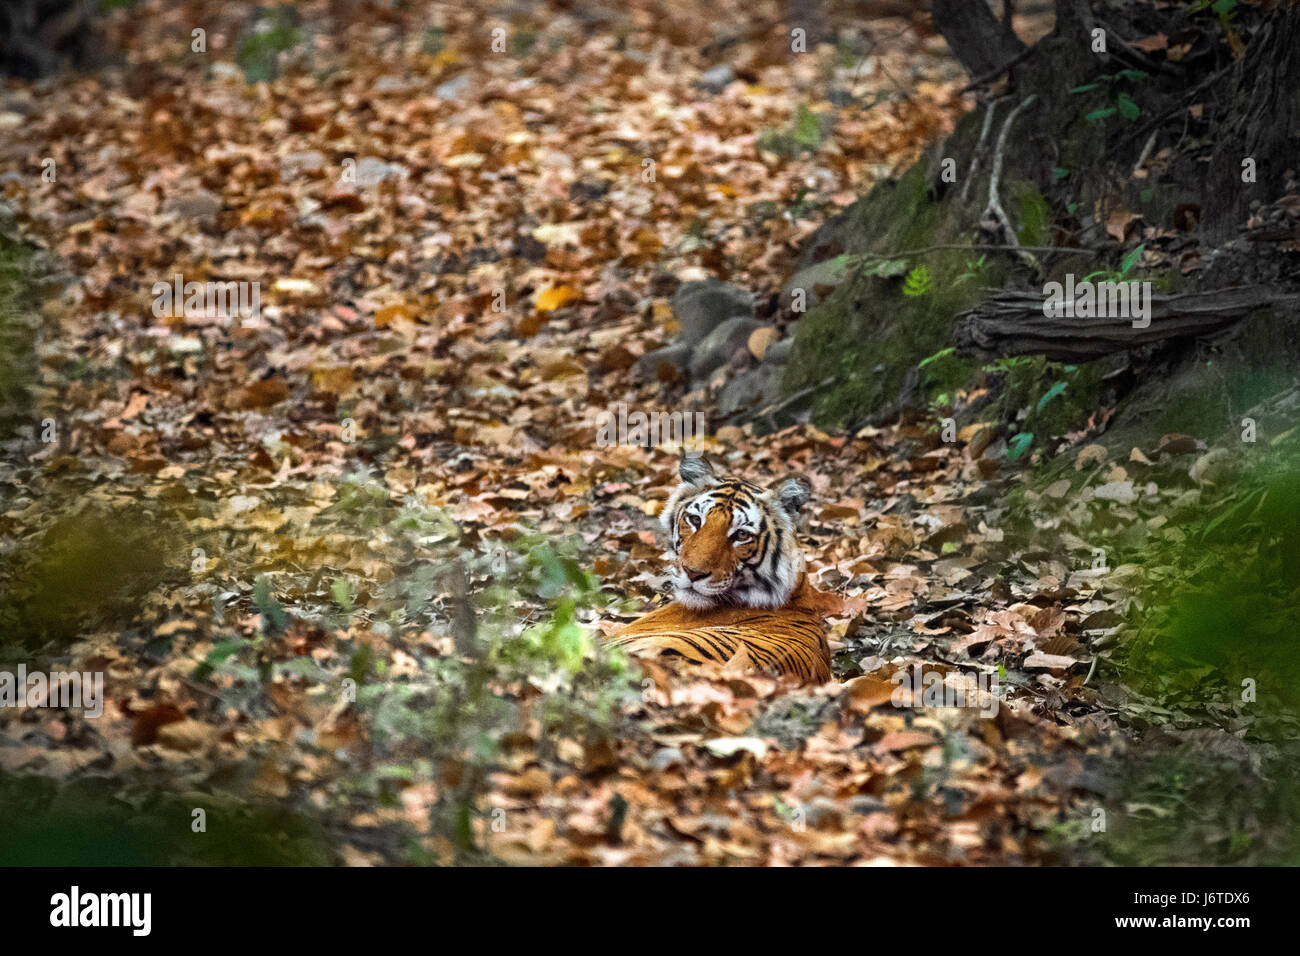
[1007, 432, 1035, 461]
[1036, 381, 1068, 412]
[902, 264, 933, 298]
[1117, 93, 1141, 120]
[794, 105, 822, 148]
[253, 574, 287, 634]
[193, 639, 246, 682]
[1121, 243, 1146, 275]
[919, 346, 956, 368]
[1070, 83, 1100, 94]
[862, 258, 910, 278]
[350, 645, 373, 685]
[1086, 107, 1117, 122]
[331, 576, 353, 612]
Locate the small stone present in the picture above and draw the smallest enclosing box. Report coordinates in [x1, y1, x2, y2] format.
[162, 188, 222, 225]
[695, 64, 735, 94]
[354, 157, 403, 187]
[280, 150, 326, 179]
[717, 364, 783, 417]
[688, 315, 759, 380]
[633, 342, 692, 383]
[671, 279, 754, 347]
[436, 72, 473, 102]
[649, 747, 684, 771]
[763, 336, 796, 365]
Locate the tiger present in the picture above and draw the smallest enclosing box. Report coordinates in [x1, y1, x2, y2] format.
[660, 454, 810, 610]
[605, 455, 834, 684]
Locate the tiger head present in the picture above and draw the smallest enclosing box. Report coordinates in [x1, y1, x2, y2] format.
[660, 455, 811, 610]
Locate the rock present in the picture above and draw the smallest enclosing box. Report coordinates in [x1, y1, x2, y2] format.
[649, 747, 684, 771]
[374, 75, 410, 94]
[280, 150, 326, 179]
[695, 64, 736, 94]
[633, 342, 692, 383]
[688, 315, 759, 380]
[354, 157, 403, 187]
[803, 796, 844, 828]
[784, 256, 853, 309]
[162, 188, 222, 226]
[671, 279, 753, 347]
[849, 795, 888, 815]
[1189, 447, 1236, 485]
[435, 72, 473, 102]
[763, 336, 796, 365]
[717, 363, 783, 418]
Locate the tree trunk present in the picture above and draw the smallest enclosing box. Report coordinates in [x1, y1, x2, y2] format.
[0, 0, 103, 79]
[931, 0, 1026, 77]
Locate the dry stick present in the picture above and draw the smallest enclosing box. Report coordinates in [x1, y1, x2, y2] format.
[959, 99, 1001, 204]
[1132, 130, 1158, 178]
[983, 94, 1039, 266]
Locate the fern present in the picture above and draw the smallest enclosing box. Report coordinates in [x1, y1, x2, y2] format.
[902, 265, 932, 298]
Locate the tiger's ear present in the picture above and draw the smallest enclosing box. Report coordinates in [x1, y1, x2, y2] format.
[679, 454, 718, 488]
[774, 477, 811, 517]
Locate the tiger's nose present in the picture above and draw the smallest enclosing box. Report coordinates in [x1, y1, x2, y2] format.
[683, 565, 710, 583]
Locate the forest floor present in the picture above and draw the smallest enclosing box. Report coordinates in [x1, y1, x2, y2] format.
[0, 0, 1289, 866]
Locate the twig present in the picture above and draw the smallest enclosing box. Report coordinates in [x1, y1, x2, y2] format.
[959, 99, 1000, 204]
[982, 94, 1039, 266]
[1131, 130, 1157, 178]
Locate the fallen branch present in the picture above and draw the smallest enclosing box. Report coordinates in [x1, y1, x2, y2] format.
[953, 286, 1300, 360]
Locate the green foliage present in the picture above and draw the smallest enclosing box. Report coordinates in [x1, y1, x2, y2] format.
[0, 773, 332, 865]
[758, 104, 830, 158]
[1089, 445, 1300, 865]
[351, 534, 637, 861]
[1117, 458, 1300, 713]
[983, 357, 1102, 463]
[1072, 69, 1148, 123]
[917, 345, 976, 411]
[0, 236, 37, 433]
[237, 6, 302, 82]
[1083, 242, 1145, 283]
[902, 264, 932, 298]
[253, 573, 288, 634]
[0, 506, 179, 650]
[1101, 749, 1300, 866]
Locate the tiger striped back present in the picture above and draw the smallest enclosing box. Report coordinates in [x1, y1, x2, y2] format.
[606, 455, 834, 684]
[606, 579, 833, 683]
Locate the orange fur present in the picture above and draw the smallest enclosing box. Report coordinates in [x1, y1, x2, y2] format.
[606, 573, 835, 684]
